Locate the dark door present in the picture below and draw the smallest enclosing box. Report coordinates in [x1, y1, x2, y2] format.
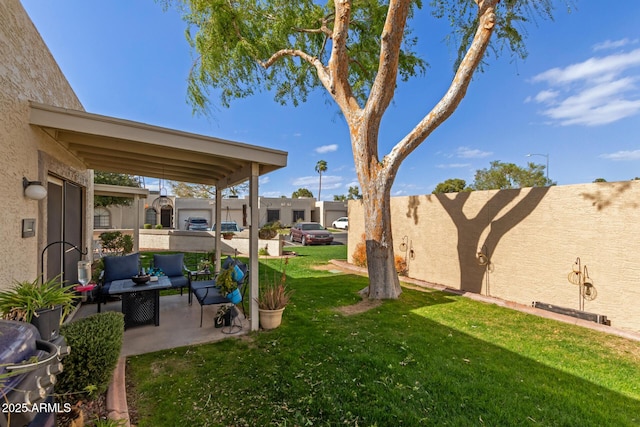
[46, 178, 83, 284]
[160, 206, 173, 228]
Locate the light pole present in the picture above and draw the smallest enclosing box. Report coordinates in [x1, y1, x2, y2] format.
[526, 153, 549, 183]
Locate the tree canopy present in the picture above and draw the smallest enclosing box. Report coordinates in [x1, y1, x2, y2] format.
[433, 178, 470, 194]
[94, 171, 141, 207]
[334, 185, 364, 200]
[292, 188, 314, 198]
[472, 161, 554, 190]
[170, 181, 248, 198]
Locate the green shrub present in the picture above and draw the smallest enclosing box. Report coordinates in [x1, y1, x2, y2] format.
[57, 312, 124, 399]
[143, 223, 152, 229]
[155, 224, 163, 229]
[99, 231, 133, 254]
[121, 234, 133, 253]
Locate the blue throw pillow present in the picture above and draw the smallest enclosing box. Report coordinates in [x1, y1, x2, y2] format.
[153, 253, 184, 277]
[103, 253, 139, 283]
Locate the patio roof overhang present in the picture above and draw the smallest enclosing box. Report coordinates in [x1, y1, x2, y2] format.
[29, 101, 287, 332]
[28, 101, 287, 187]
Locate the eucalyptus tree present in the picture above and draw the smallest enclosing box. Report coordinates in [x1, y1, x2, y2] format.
[315, 160, 328, 201]
[165, 0, 558, 299]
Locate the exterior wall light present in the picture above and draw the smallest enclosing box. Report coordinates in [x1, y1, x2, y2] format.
[23, 177, 47, 200]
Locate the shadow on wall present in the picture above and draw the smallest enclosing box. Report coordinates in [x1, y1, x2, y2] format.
[580, 181, 637, 211]
[437, 187, 550, 294]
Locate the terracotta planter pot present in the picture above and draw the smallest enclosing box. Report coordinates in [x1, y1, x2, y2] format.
[258, 307, 285, 330]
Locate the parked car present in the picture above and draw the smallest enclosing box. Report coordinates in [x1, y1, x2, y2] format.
[185, 217, 209, 231]
[331, 217, 349, 230]
[212, 221, 243, 232]
[290, 222, 334, 245]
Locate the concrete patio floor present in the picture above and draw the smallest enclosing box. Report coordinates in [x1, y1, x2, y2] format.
[73, 294, 249, 357]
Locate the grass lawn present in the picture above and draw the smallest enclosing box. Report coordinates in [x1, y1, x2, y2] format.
[127, 246, 640, 426]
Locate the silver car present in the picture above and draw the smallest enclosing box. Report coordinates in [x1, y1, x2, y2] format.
[185, 217, 209, 231]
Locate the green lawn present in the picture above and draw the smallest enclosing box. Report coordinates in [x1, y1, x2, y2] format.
[128, 246, 640, 426]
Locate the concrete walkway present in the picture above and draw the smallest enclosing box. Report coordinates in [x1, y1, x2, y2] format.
[74, 294, 249, 426]
[75, 294, 249, 357]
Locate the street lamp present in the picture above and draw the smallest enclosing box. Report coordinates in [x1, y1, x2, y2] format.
[526, 153, 549, 182]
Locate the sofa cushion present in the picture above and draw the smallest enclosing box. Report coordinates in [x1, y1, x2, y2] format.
[103, 253, 139, 283]
[153, 253, 184, 277]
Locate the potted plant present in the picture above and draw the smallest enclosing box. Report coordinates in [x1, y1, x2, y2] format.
[222, 232, 235, 240]
[256, 259, 293, 330]
[198, 259, 213, 273]
[0, 276, 78, 340]
[216, 267, 241, 304]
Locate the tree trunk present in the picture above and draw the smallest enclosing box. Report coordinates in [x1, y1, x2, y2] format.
[362, 184, 402, 299]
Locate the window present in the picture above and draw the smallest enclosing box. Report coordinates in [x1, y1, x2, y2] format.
[94, 207, 110, 229]
[267, 209, 280, 223]
[145, 208, 157, 226]
[292, 210, 305, 223]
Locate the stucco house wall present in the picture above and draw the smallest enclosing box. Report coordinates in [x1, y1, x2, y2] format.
[140, 195, 334, 230]
[1, 0, 92, 286]
[348, 181, 640, 333]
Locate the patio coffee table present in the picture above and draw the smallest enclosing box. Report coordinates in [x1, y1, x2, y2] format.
[108, 276, 172, 329]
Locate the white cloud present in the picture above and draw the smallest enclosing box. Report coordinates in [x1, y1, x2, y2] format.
[533, 89, 559, 103]
[292, 175, 343, 190]
[315, 144, 338, 154]
[540, 77, 640, 126]
[532, 49, 640, 85]
[456, 146, 492, 159]
[528, 46, 640, 126]
[259, 176, 270, 185]
[593, 38, 638, 52]
[600, 149, 640, 161]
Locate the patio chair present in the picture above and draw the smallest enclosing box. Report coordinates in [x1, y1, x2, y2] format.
[192, 257, 249, 327]
[152, 253, 191, 295]
[97, 252, 140, 313]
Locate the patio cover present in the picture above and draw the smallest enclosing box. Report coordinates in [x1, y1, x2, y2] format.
[29, 101, 288, 331]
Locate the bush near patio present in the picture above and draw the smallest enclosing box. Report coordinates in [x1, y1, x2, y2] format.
[58, 312, 124, 399]
[127, 246, 640, 426]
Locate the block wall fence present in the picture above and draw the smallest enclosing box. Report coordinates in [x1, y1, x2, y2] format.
[348, 181, 640, 333]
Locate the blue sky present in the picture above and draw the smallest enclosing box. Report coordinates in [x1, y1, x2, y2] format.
[21, 1, 640, 199]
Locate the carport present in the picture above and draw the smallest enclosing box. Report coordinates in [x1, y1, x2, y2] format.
[29, 101, 288, 331]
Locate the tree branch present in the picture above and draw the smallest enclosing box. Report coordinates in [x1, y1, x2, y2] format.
[258, 49, 331, 89]
[384, 0, 499, 180]
[365, 0, 411, 121]
[327, 0, 359, 112]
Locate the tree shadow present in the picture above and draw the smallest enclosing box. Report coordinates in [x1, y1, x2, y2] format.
[437, 187, 550, 293]
[580, 181, 638, 211]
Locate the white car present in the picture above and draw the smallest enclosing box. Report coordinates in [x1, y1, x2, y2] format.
[331, 217, 349, 230]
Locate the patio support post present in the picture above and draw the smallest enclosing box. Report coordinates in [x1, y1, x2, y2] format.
[249, 163, 260, 331]
[133, 194, 140, 252]
[214, 183, 222, 271]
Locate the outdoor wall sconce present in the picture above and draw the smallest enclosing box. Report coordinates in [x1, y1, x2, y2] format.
[23, 177, 47, 200]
